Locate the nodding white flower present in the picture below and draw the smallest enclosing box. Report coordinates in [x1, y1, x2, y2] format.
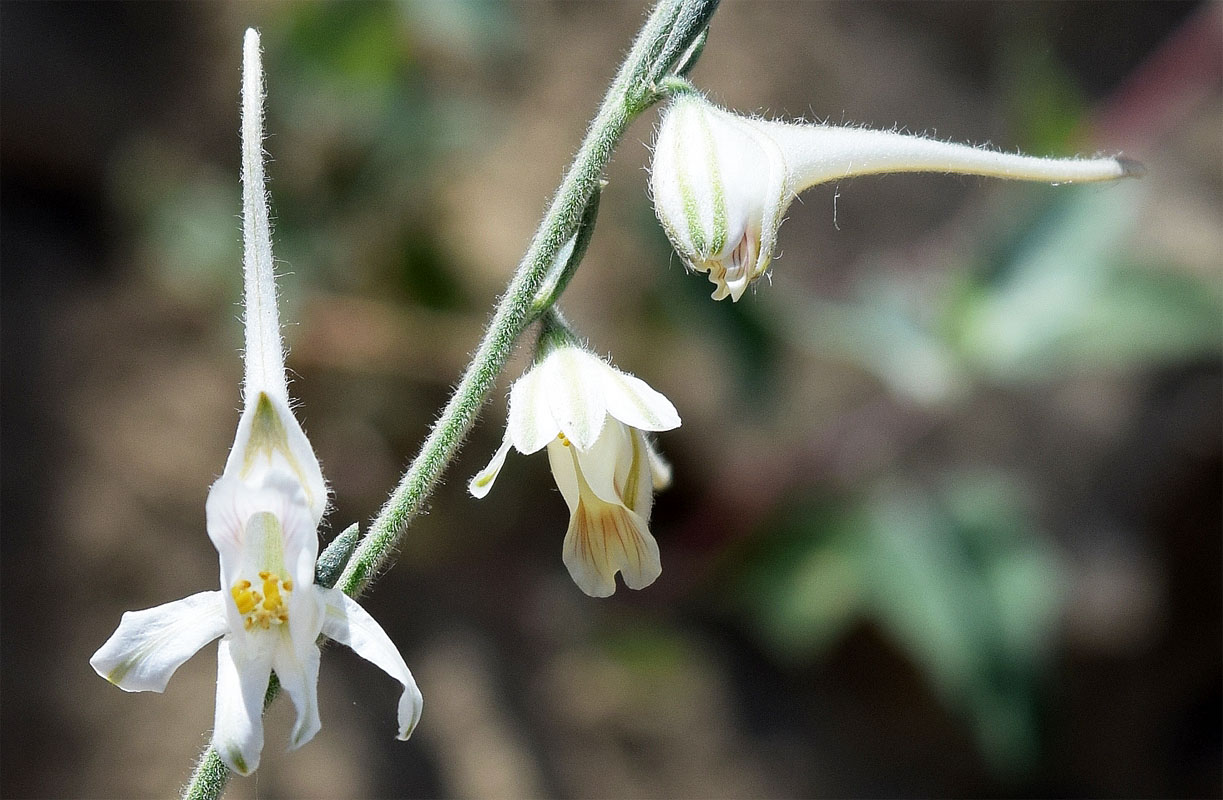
[89, 29, 421, 777]
[650, 91, 1139, 301]
[469, 339, 680, 598]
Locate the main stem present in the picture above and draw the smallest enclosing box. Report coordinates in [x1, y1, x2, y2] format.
[182, 1, 716, 797]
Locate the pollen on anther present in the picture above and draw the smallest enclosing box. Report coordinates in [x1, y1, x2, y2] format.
[231, 582, 258, 615]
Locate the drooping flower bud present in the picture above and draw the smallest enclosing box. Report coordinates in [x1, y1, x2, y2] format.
[469, 314, 680, 598]
[650, 92, 1139, 301]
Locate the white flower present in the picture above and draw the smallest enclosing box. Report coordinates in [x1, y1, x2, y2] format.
[89, 29, 421, 777]
[650, 91, 1139, 301]
[469, 343, 680, 597]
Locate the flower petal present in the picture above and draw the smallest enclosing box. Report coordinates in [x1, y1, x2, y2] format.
[206, 474, 319, 604]
[619, 429, 656, 521]
[273, 638, 322, 751]
[507, 366, 556, 455]
[545, 438, 580, 512]
[240, 28, 287, 407]
[469, 431, 513, 499]
[205, 477, 250, 584]
[644, 435, 672, 491]
[223, 391, 328, 524]
[321, 589, 423, 740]
[212, 637, 273, 776]
[571, 420, 631, 508]
[596, 358, 681, 433]
[258, 472, 321, 591]
[90, 591, 227, 693]
[542, 348, 606, 450]
[561, 494, 662, 597]
[768, 122, 1132, 191]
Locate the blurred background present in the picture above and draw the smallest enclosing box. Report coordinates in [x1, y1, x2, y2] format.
[2, 1, 1220, 797]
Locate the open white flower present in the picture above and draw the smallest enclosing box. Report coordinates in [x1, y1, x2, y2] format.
[89, 29, 421, 777]
[650, 91, 1140, 301]
[470, 341, 680, 597]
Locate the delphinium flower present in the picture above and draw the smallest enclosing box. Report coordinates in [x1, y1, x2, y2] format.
[650, 90, 1140, 301]
[469, 314, 680, 597]
[90, 29, 421, 776]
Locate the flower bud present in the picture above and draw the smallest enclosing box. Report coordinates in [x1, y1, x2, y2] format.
[650, 94, 788, 302]
[651, 92, 1138, 302]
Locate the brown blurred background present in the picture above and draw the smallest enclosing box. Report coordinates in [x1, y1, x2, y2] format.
[2, 1, 1220, 797]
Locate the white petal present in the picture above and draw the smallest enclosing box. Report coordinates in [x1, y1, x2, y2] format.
[259, 472, 321, 589]
[571, 420, 631, 508]
[469, 432, 513, 499]
[561, 494, 662, 597]
[206, 474, 319, 599]
[545, 438, 580, 512]
[213, 637, 273, 776]
[273, 638, 322, 751]
[543, 348, 606, 450]
[222, 392, 327, 524]
[644, 435, 673, 491]
[507, 367, 557, 454]
[724, 272, 753, 302]
[204, 477, 248, 585]
[620, 429, 656, 521]
[241, 29, 287, 405]
[734, 116, 789, 283]
[767, 122, 1131, 191]
[321, 589, 423, 740]
[90, 591, 227, 693]
[286, 579, 326, 658]
[596, 359, 681, 433]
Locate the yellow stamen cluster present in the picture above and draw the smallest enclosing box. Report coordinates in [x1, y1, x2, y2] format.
[557, 432, 571, 447]
[230, 571, 292, 631]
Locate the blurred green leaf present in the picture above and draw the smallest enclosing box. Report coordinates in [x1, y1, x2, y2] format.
[730, 472, 1067, 773]
[729, 501, 866, 661]
[955, 184, 1222, 379]
[775, 291, 967, 406]
[282, 3, 409, 88]
[396, 227, 466, 311]
[109, 138, 237, 296]
[1000, 38, 1088, 153]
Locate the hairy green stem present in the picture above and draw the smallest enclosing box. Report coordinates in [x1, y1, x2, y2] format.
[181, 1, 716, 797]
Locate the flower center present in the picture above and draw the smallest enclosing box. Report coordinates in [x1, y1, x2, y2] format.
[230, 571, 293, 631]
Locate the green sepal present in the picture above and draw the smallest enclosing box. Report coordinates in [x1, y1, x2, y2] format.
[314, 523, 360, 589]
